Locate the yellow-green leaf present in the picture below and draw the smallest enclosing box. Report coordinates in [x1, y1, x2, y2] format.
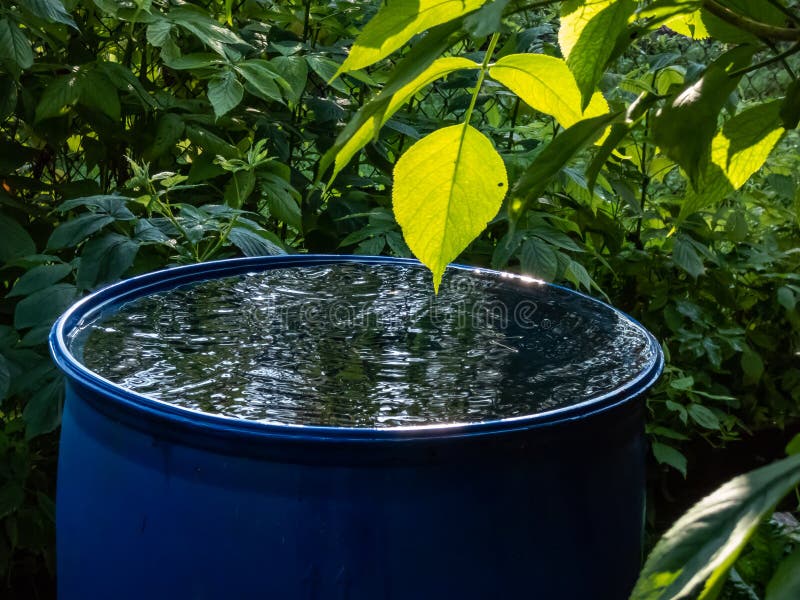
[678, 100, 785, 221]
[559, 0, 636, 108]
[338, 0, 487, 74]
[488, 53, 609, 129]
[329, 57, 480, 184]
[393, 124, 507, 291]
[664, 10, 710, 39]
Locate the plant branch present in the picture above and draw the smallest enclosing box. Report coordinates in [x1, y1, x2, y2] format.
[728, 41, 800, 78]
[703, 0, 800, 41]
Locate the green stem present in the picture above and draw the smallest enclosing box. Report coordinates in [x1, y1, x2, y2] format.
[702, 0, 800, 41]
[463, 32, 500, 127]
[728, 41, 800, 78]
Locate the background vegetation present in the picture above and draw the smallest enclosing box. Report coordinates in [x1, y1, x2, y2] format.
[0, 0, 799, 598]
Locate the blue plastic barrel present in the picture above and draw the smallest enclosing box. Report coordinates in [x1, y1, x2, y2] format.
[50, 255, 663, 599]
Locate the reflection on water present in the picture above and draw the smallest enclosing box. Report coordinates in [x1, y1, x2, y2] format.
[71, 263, 657, 427]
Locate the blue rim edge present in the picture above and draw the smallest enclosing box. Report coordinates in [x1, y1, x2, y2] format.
[49, 255, 665, 444]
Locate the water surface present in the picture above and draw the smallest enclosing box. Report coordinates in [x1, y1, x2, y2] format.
[71, 263, 656, 427]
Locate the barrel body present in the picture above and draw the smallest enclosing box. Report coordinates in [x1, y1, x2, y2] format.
[51, 256, 661, 600]
[58, 379, 646, 600]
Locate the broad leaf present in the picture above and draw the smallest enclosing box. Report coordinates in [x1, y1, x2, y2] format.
[678, 100, 785, 221]
[208, 70, 244, 118]
[664, 10, 709, 39]
[25, 0, 77, 28]
[559, 0, 636, 109]
[228, 224, 285, 257]
[13, 283, 78, 329]
[520, 237, 557, 281]
[0, 215, 35, 261]
[489, 54, 609, 130]
[34, 71, 85, 121]
[8, 264, 72, 298]
[0, 19, 32, 70]
[672, 236, 705, 278]
[23, 376, 63, 439]
[337, 0, 487, 74]
[631, 452, 800, 600]
[168, 6, 246, 56]
[652, 442, 688, 478]
[325, 56, 479, 184]
[235, 60, 284, 103]
[393, 124, 507, 291]
[75, 233, 140, 290]
[652, 46, 755, 186]
[766, 547, 800, 600]
[78, 70, 120, 121]
[318, 18, 465, 182]
[271, 55, 307, 104]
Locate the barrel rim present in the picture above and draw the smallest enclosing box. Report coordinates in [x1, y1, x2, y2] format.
[49, 255, 664, 442]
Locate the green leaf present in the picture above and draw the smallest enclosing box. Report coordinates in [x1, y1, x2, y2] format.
[0, 19, 32, 70]
[529, 225, 583, 253]
[741, 346, 764, 383]
[78, 70, 120, 121]
[688, 404, 720, 430]
[324, 56, 479, 184]
[652, 442, 688, 478]
[145, 113, 185, 161]
[0, 354, 9, 400]
[511, 111, 620, 208]
[34, 71, 84, 121]
[779, 79, 800, 129]
[75, 233, 140, 290]
[164, 53, 222, 70]
[235, 60, 283, 103]
[13, 283, 78, 329]
[330, 58, 478, 185]
[8, 264, 72, 298]
[0, 483, 24, 519]
[0, 214, 35, 262]
[168, 6, 246, 57]
[223, 170, 255, 208]
[520, 237, 557, 281]
[393, 123, 507, 291]
[23, 377, 63, 439]
[261, 172, 301, 229]
[207, 71, 244, 118]
[559, 0, 636, 109]
[786, 434, 800, 456]
[227, 224, 285, 257]
[766, 547, 800, 600]
[24, 0, 77, 28]
[318, 19, 465, 183]
[631, 453, 800, 600]
[47, 213, 115, 249]
[679, 101, 784, 221]
[489, 54, 609, 130]
[464, 0, 510, 37]
[270, 56, 308, 105]
[146, 19, 172, 47]
[337, 0, 487, 74]
[652, 46, 756, 186]
[673, 236, 705, 278]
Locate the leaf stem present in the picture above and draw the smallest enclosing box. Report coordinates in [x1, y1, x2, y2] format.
[728, 41, 800, 78]
[702, 0, 800, 42]
[463, 32, 501, 127]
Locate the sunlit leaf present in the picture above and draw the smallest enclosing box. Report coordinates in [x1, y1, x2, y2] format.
[393, 124, 507, 291]
[664, 10, 709, 39]
[559, 0, 636, 109]
[488, 54, 609, 129]
[337, 0, 487, 74]
[678, 100, 784, 220]
[327, 57, 479, 185]
[652, 46, 755, 186]
[631, 453, 800, 600]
